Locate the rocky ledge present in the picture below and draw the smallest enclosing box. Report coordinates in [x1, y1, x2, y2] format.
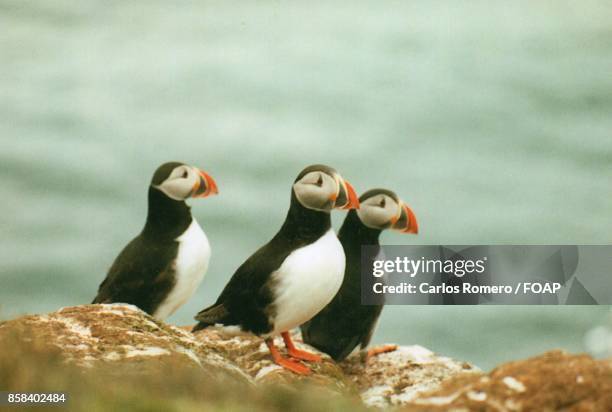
[1, 304, 610, 411]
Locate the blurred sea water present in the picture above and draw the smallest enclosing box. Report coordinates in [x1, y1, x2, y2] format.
[1, 0, 611, 369]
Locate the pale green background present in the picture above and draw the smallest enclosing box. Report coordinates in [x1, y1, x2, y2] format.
[1, 1, 611, 369]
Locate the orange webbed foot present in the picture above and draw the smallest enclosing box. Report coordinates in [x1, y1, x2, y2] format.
[367, 344, 398, 359]
[266, 337, 312, 375]
[275, 356, 312, 375]
[287, 347, 322, 363]
[281, 331, 322, 363]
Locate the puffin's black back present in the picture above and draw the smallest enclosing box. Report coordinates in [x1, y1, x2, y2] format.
[92, 186, 193, 314]
[300, 209, 384, 361]
[193, 192, 331, 334]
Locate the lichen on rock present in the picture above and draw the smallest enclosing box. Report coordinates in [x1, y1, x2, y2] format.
[2, 304, 609, 411]
[342, 345, 480, 408]
[0, 304, 251, 384]
[403, 350, 612, 411]
[0, 304, 476, 407]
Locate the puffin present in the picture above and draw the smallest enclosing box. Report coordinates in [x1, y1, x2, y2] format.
[192, 164, 359, 375]
[300, 188, 418, 361]
[92, 161, 218, 320]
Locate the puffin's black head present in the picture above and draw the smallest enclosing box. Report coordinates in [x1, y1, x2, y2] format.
[151, 162, 219, 201]
[356, 188, 418, 234]
[292, 164, 360, 213]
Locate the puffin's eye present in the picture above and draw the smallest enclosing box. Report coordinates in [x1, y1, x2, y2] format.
[379, 198, 386, 208]
[182, 170, 189, 179]
[316, 175, 323, 187]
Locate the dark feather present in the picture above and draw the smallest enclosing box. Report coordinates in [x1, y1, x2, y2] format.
[91, 186, 194, 315]
[92, 234, 178, 315]
[301, 209, 384, 361]
[193, 192, 332, 335]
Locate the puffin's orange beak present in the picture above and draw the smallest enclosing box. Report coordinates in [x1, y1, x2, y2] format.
[332, 178, 359, 210]
[191, 168, 219, 198]
[392, 201, 418, 234]
[342, 180, 360, 210]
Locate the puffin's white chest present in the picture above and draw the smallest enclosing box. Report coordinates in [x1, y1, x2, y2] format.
[154, 219, 210, 320]
[269, 229, 345, 335]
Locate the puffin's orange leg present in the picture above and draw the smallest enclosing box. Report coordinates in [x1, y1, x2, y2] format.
[367, 344, 398, 358]
[265, 338, 311, 375]
[281, 332, 322, 363]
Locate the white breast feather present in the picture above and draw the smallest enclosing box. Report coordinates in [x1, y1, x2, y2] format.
[154, 219, 210, 320]
[269, 229, 345, 335]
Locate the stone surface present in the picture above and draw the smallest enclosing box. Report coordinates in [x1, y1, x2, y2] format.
[2, 304, 609, 411]
[0, 304, 475, 407]
[341, 345, 480, 408]
[403, 350, 612, 411]
[191, 326, 349, 390]
[0, 304, 250, 384]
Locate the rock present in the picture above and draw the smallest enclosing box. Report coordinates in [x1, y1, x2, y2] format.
[191, 327, 349, 390]
[0, 304, 476, 407]
[403, 350, 612, 411]
[341, 345, 481, 408]
[0, 304, 251, 384]
[10, 305, 609, 410]
[3, 306, 609, 410]
[192, 327, 480, 404]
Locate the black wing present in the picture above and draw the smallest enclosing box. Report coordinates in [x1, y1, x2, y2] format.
[92, 235, 177, 315]
[194, 233, 305, 334]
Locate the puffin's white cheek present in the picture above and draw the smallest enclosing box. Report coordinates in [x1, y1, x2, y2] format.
[161, 180, 191, 200]
[294, 185, 329, 211]
[358, 207, 390, 229]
